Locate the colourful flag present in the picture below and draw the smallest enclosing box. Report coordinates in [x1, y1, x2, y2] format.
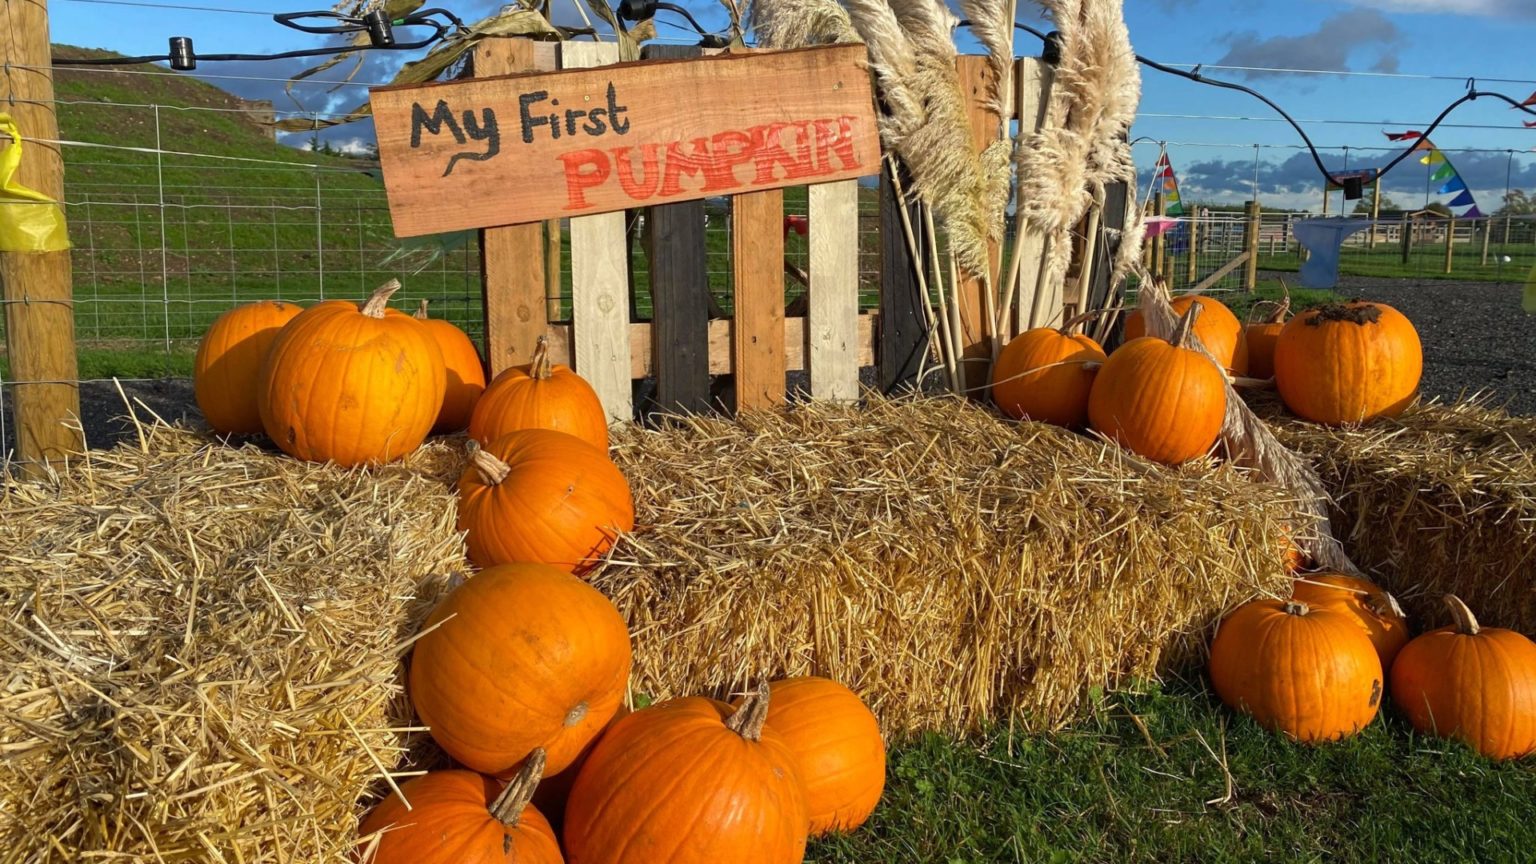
[1384, 130, 1423, 141]
[1448, 189, 1476, 208]
[1431, 163, 1457, 183]
[1438, 176, 1467, 195]
[1523, 90, 1536, 107]
[1421, 149, 1447, 166]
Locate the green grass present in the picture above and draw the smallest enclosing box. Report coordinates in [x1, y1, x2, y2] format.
[807, 680, 1536, 863]
[1258, 240, 1536, 283]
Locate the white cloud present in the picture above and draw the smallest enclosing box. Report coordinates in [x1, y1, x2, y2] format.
[1346, 0, 1535, 17]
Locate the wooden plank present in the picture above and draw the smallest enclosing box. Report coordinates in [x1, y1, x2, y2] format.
[1192, 250, 1249, 294]
[877, 166, 927, 392]
[372, 45, 880, 236]
[1012, 57, 1057, 333]
[1085, 180, 1128, 311]
[954, 55, 1004, 393]
[1, 0, 85, 470]
[731, 188, 786, 410]
[806, 181, 860, 400]
[475, 38, 553, 375]
[639, 43, 712, 415]
[544, 314, 877, 377]
[561, 41, 632, 424]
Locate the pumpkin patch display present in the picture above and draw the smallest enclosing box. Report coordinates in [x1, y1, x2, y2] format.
[991, 322, 1107, 428]
[1291, 573, 1409, 670]
[1088, 304, 1227, 465]
[563, 683, 809, 864]
[193, 299, 302, 435]
[415, 299, 487, 433]
[256, 280, 444, 465]
[409, 563, 633, 777]
[1123, 294, 1248, 376]
[358, 752, 562, 864]
[751, 676, 886, 837]
[1209, 599, 1383, 743]
[470, 336, 609, 451]
[1273, 301, 1422, 425]
[1390, 595, 1536, 761]
[457, 431, 634, 572]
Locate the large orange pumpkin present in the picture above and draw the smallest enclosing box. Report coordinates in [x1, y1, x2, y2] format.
[563, 684, 809, 864]
[1088, 305, 1227, 465]
[415, 299, 486, 433]
[1209, 599, 1383, 743]
[531, 703, 631, 835]
[257, 280, 444, 465]
[193, 300, 302, 435]
[749, 677, 885, 837]
[409, 563, 632, 777]
[1123, 294, 1248, 376]
[1243, 295, 1289, 380]
[1291, 572, 1410, 670]
[1390, 595, 1536, 761]
[990, 323, 1107, 428]
[457, 431, 634, 572]
[470, 336, 608, 451]
[358, 752, 561, 864]
[1273, 301, 1422, 425]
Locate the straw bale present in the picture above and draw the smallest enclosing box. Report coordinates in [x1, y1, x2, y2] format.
[594, 395, 1297, 734]
[1263, 396, 1536, 635]
[0, 421, 465, 863]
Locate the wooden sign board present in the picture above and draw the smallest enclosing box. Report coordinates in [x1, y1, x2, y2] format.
[370, 44, 880, 237]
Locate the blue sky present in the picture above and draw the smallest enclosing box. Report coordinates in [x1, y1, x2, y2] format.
[47, 0, 1536, 211]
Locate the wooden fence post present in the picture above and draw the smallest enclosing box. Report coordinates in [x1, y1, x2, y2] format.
[1242, 200, 1260, 292]
[1481, 217, 1492, 266]
[1, 0, 85, 470]
[1444, 215, 1455, 275]
[1152, 191, 1167, 278]
[1186, 211, 1200, 287]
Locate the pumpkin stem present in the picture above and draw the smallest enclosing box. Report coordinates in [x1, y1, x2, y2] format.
[725, 680, 771, 742]
[1282, 600, 1310, 616]
[361, 279, 402, 319]
[1443, 594, 1480, 635]
[489, 748, 546, 827]
[1057, 309, 1105, 336]
[1168, 303, 1203, 350]
[467, 440, 511, 485]
[414, 298, 430, 321]
[531, 336, 553, 380]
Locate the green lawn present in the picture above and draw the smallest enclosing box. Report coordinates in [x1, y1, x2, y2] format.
[1258, 240, 1536, 283]
[808, 680, 1536, 863]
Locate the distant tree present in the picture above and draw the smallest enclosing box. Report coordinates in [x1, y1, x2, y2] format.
[1425, 201, 1453, 217]
[1353, 194, 1399, 214]
[1496, 189, 1536, 216]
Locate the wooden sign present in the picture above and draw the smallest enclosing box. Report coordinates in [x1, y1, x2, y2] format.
[370, 44, 880, 237]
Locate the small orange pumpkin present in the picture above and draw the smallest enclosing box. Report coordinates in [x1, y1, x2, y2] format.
[1273, 301, 1422, 425]
[410, 562, 632, 777]
[1390, 595, 1536, 761]
[193, 300, 302, 435]
[1124, 294, 1248, 376]
[1089, 304, 1227, 465]
[750, 677, 885, 837]
[257, 280, 444, 465]
[563, 684, 809, 864]
[991, 318, 1107, 428]
[1243, 292, 1290, 380]
[1209, 598, 1383, 743]
[1291, 573, 1410, 669]
[415, 299, 486, 433]
[470, 336, 608, 451]
[457, 431, 634, 572]
[357, 752, 561, 864]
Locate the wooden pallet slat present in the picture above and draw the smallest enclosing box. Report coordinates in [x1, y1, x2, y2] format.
[954, 55, 1005, 394]
[731, 188, 787, 411]
[877, 167, 928, 393]
[1012, 56, 1058, 332]
[807, 181, 860, 401]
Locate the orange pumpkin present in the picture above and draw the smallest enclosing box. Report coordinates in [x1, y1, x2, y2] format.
[1088, 304, 1227, 465]
[257, 280, 444, 465]
[457, 431, 634, 572]
[1209, 599, 1383, 743]
[563, 684, 809, 864]
[751, 677, 885, 836]
[358, 752, 561, 864]
[1291, 573, 1409, 670]
[1390, 595, 1536, 761]
[415, 299, 486, 433]
[532, 703, 632, 835]
[193, 300, 302, 435]
[1124, 294, 1248, 376]
[991, 322, 1107, 428]
[1243, 295, 1290, 380]
[409, 563, 632, 777]
[1273, 301, 1422, 425]
[470, 336, 608, 451]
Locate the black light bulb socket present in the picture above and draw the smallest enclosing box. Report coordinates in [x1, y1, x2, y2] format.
[617, 0, 654, 23]
[1343, 176, 1365, 201]
[363, 9, 396, 48]
[168, 36, 196, 70]
[1041, 31, 1063, 66]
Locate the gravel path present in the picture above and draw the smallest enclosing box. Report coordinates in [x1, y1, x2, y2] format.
[4, 275, 1532, 456]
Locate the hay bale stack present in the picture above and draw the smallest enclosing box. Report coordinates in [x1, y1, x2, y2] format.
[597, 396, 1295, 734]
[1267, 399, 1536, 634]
[0, 423, 465, 862]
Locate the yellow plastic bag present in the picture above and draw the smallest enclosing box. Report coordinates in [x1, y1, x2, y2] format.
[0, 113, 70, 253]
